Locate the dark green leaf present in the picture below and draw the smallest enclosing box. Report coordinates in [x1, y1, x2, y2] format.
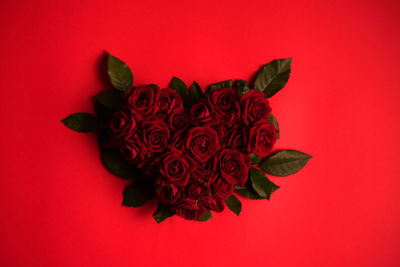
[122, 181, 156, 208]
[198, 210, 213, 222]
[96, 89, 125, 110]
[254, 58, 292, 98]
[153, 202, 174, 223]
[260, 150, 312, 177]
[233, 80, 251, 96]
[61, 112, 101, 132]
[250, 153, 262, 165]
[268, 114, 280, 139]
[107, 52, 133, 91]
[94, 101, 115, 124]
[101, 148, 140, 179]
[169, 76, 188, 103]
[148, 84, 159, 89]
[249, 168, 279, 200]
[234, 185, 263, 200]
[224, 195, 242, 216]
[189, 81, 202, 105]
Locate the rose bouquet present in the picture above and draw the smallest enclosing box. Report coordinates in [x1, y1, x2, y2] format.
[62, 53, 311, 223]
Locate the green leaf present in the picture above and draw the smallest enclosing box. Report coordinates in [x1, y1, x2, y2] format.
[101, 148, 140, 179]
[234, 185, 263, 200]
[61, 112, 101, 132]
[94, 101, 115, 124]
[198, 210, 213, 222]
[189, 81, 202, 105]
[224, 195, 242, 216]
[107, 52, 133, 91]
[153, 202, 174, 223]
[249, 168, 279, 200]
[209, 80, 232, 90]
[122, 181, 156, 208]
[250, 153, 262, 165]
[233, 80, 251, 96]
[96, 89, 125, 110]
[254, 58, 292, 98]
[148, 84, 159, 89]
[268, 114, 280, 139]
[259, 150, 312, 177]
[169, 76, 188, 103]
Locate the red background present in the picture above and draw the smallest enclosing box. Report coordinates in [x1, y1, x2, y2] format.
[1, 0, 399, 266]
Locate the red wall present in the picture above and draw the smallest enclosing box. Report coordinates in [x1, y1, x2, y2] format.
[0, 0, 399, 266]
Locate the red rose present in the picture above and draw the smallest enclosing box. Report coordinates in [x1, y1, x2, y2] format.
[248, 120, 277, 157]
[127, 85, 160, 119]
[158, 88, 183, 118]
[240, 89, 271, 126]
[227, 124, 247, 152]
[210, 177, 233, 199]
[160, 150, 190, 186]
[185, 180, 209, 200]
[120, 133, 148, 164]
[218, 149, 251, 186]
[208, 88, 240, 126]
[110, 109, 136, 139]
[186, 126, 220, 162]
[139, 155, 162, 175]
[189, 99, 213, 125]
[168, 110, 189, 132]
[199, 195, 224, 212]
[168, 130, 187, 151]
[204, 119, 228, 148]
[156, 179, 182, 204]
[192, 156, 217, 183]
[142, 120, 170, 153]
[173, 198, 206, 220]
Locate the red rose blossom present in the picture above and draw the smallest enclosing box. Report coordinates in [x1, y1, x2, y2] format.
[210, 177, 234, 199]
[199, 195, 224, 212]
[160, 150, 190, 186]
[127, 85, 160, 119]
[218, 149, 251, 186]
[158, 88, 183, 118]
[240, 89, 271, 126]
[189, 99, 213, 125]
[142, 120, 170, 153]
[248, 119, 277, 157]
[110, 109, 136, 139]
[173, 198, 206, 220]
[208, 88, 240, 126]
[192, 156, 217, 183]
[168, 110, 189, 131]
[186, 126, 220, 162]
[185, 180, 209, 200]
[156, 179, 182, 204]
[120, 133, 148, 165]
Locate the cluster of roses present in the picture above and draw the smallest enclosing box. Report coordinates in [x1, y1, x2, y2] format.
[110, 85, 277, 220]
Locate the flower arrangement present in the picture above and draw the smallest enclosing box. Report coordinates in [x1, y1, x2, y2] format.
[62, 52, 311, 223]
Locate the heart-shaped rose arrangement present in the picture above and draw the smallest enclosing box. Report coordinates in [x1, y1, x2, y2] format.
[62, 52, 311, 223]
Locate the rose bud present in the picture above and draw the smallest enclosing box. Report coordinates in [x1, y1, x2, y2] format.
[240, 89, 271, 126]
[185, 180, 209, 200]
[168, 110, 189, 132]
[157, 88, 184, 119]
[172, 198, 206, 220]
[156, 179, 182, 204]
[210, 177, 234, 199]
[127, 85, 160, 119]
[160, 149, 191, 187]
[208, 88, 240, 126]
[199, 195, 224, 212]
[120, 133, 148, 165]
[189, 99, 213, 125]
[110, 109, 136, 139]
[248, 120, 277, 157]
[186, 126, 220, 162]
[218, 148, 251, 186]
[142, 120, 170, 153]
